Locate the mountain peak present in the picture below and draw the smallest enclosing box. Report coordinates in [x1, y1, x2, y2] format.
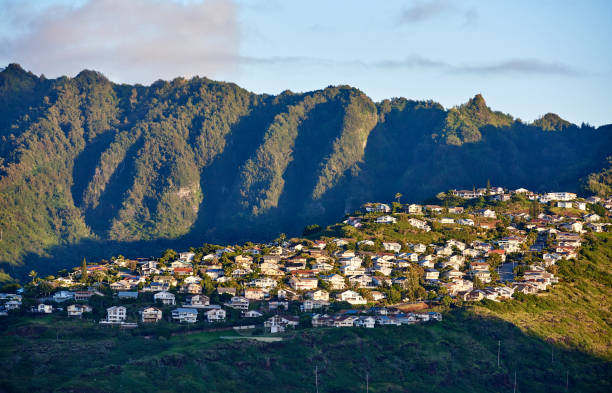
[533, 113, 574, 131]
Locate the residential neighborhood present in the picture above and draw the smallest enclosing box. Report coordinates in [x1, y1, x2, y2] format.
[1, 186, 609, 334]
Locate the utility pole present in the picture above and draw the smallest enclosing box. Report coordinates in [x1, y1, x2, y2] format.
[497, 340, 501, 367]
[315, 365, 319, 393]
[551, 345, 554, 363]
[366, 372, 369, 393]
[513, 370, 517, 393]
[566, 370, 569, 392]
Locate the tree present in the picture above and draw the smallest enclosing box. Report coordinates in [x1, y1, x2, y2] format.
[486, 179, 491, 193]
[81, 258, 88, 283]
[441, 295, 453, 307]
[28, 270, 38, 284]
[395, 192, 402, 204]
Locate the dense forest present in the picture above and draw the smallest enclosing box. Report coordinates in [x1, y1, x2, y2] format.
[0, 64, 610, 275]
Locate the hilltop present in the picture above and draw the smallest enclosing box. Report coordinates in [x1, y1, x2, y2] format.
[1, 63, 611, 276]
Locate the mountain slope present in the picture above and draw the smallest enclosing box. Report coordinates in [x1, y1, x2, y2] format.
[0, 64, 611, 274]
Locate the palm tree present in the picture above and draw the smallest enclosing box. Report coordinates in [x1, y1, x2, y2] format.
[395, 192, 402, 204]
[28, 270, 38, 284]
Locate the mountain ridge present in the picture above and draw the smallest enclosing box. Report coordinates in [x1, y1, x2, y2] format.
[0, 64, 611, 274]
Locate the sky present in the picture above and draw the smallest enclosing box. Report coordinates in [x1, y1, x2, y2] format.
[0, 0, 611, 126]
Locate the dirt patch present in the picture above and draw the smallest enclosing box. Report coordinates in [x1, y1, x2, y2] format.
[395, 302, 429, 312]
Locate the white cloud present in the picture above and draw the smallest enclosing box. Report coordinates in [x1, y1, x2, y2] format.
[0, 0, 240, 83]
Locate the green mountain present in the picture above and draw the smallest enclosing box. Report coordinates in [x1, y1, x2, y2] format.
[1, 64, 611, 275]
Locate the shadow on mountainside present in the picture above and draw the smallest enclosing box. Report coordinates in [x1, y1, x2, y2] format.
[0, 309, 609, 393]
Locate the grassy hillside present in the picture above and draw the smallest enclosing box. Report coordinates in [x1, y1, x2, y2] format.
[0, 235, 610, 392]
[475, 233, 612, 360]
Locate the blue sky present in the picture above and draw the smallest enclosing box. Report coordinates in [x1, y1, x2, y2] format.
[1, 0, 611, 125]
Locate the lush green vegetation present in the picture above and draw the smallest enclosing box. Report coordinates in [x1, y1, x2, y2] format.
[0, 64, 611, 278]
[475, 233, 612, 360]
[0, 309, 609, 392]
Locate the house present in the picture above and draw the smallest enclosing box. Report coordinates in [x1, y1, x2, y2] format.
[206, 308, 226, 322]
[73, 290, 104, 301]
[475, 209, 496, 218]
[355, 316, 376, 328]
[35, 304, 53, 314]
[322, 274, 347, 290]
[448, 206, 465, 214]
[424, 269, 439, 281]
[183, 275, 202, 284]
[408, 218, 431, 232]
[306, 290, 330, 301]
[439, 217, 454, 224]
[179, 283, 202, 295]
[152, 276, 178, 287]
[251, 277, 278, 289]
[106, 306, 126, 323]
[584, 214, 601, 223]
[349, 274, 373, 288]
[269, 301, 289, 311]
[425, 205, 444, 213]
[376, 215, 397, 224]
[457, 218, 474, 226]
[276, 288, 299, 300]
[288, 277, 318, 291]
[557, 201, 573, 209]
[544, 192, 576, 201]
[118, 291, 138, 300]
[185, 294, 210, 308]
[300, 299, 330, 312]
[413, 243, 427, 253]
[225, 296, 249, 310]
[172, 308, 198, 323]
[217, 287, 237, 296]
[463, 290, 485, 302]
[560, 221, 583, 233]
[382, 242, 401, 253]
[244, 288, 266, 300]
[337, 290, 367, 305]
[179, 252, 195, 262]
[364, 203, 391, 213]
[67, 304, 92, 317]
[4, 300, 21, 310]
[141, 307, 162, 323]
[264, 315, 299, 333]
[53, 291, 74, 303]
[452, 189, 483, 199]
[406, 204, 423, 214]
[154, 291, 176, 305]
[243, 310, 263, 318]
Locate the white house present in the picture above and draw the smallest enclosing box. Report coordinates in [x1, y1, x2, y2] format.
[154, 291, 176, 305]
[264, 315, 299, 333]
[172, 308, 198, 323]
[53, 291, 74, 303]
[382, 242, 401, 253]
[36, 304, 53, 314]
[289, 277, 318, 291]
[67, 304, 92, 317]
[206, 308, 226, 322]
[185, 294, 210, 308]
[322, 274, 346, 290]
[306, 290, 330, 301]
[376, 215, 397, 224]
[355, 316, 376, 328]
[141, 307, 163, 323]
[337, 290, 367, 305]
[225, 296, 250, 310]
[106, 306, 126, 323]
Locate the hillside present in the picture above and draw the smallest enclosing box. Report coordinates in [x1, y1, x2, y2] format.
[0, 234, 610, 393]
[1, 63, 611, 275]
